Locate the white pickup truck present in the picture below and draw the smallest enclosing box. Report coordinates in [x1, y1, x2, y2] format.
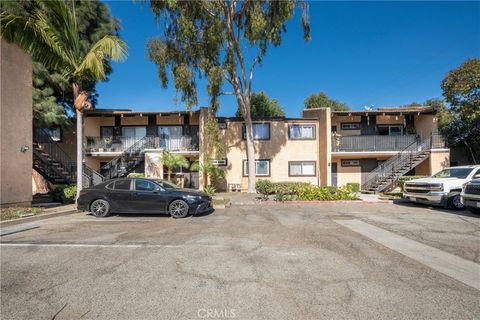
[403, 165, 480, 210]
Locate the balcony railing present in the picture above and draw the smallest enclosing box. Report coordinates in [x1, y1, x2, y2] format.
[332, 134, 418, 152]
[86, 135, 199, 153]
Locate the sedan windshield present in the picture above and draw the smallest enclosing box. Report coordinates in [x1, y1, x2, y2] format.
[153, 180, 179, 189]
[432, 168, 473, 179]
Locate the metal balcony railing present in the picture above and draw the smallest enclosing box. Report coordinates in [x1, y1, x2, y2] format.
[332, 134, 418, 152]
[86, 135, 199, 153]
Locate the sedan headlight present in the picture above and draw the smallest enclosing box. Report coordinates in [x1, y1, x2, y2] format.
[429, 183, 443, 192]
[185, 195, 201, 203]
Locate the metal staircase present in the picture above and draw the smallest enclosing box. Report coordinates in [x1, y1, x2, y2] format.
[100, 136, 157, 180]
[33, 128, 105, 187]
[361, 133, 445, 194]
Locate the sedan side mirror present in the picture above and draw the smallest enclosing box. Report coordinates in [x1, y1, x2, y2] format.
[153, 187, 162, 193]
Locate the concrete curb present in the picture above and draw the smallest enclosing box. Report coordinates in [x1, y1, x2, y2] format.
[242, 199, 393, 206]
[0, 209, 78, 228]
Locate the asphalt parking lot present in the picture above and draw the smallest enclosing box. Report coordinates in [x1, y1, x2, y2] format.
[1, 202, 479, 320]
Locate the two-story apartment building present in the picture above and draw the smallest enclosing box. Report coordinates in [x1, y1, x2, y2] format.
[34, 105, 449, 194]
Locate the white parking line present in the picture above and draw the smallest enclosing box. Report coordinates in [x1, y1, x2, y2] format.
[335, 219, 480, 291]
[0, 242, 225, 249]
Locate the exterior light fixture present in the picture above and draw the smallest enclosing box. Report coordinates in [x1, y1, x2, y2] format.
[20, 145, 29, 153]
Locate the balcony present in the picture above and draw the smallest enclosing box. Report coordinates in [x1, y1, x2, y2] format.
[86, 135, 199, 154]
[332, 135, 418, 152]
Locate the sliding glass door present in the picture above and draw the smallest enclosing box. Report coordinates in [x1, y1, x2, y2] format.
[158, 126, 182, 151]
[122, 127, 146, 149]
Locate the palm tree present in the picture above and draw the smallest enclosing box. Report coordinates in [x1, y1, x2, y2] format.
[162, 151, 189, 182]
[190, 160, 225, 189]
[0, 0, 127, 199]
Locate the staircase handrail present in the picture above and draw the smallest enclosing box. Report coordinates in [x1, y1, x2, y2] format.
[361, 134, 433, 191]
[99, 136, 157, 179]
[33, 126, 105, 186]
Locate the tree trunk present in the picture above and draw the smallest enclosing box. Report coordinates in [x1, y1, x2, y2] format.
[168, 168, 172, 181]
[464, 140, 477, 164]
[244, 106, 256, 193]
[76, 109, 83, 200]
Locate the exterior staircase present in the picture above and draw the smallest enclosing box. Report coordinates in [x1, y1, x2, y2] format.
[361, 133, 445, 194]
[100, 136, 157, 180]
[33, 128, 105, 188]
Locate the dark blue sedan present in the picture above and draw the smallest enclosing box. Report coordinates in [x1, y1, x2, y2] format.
[77, 178, 212, 218]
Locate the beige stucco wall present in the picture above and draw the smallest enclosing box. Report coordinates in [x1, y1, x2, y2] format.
[415, 114, 438, 140]
[330, 115, 361, 136]
[0, 40, 33, 206]
[332, 155, 392, 186]
[220, 120, 320, 190]
[302, 108, 331, 186]
[429, 149, 450, 175]
[84, 117, 115, 136]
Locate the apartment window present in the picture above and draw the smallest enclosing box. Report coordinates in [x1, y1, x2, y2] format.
[100, 126, 114, 138]
[211, 159, 228, 166]
[243, 160, 270, 176]
[242, 123, 270, 140]
[288, 124, 315, 140]
[289, 161, 316, 176]
[341, 159, 360, 167]
[341, 123, 360, 130]
[377, 125, 403, 136]
[158, 126, 183, 150]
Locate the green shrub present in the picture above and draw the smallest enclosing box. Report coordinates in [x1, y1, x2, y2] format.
[204, 185, 216, 196]
[396, 175, 427, 191]
[256, 180, 274, 198]
[346, 182, 360, 193]
[272, 182, 310, 195]
[128, 173, 145, 178]
[51, 185, 77, 203]
[296, 185, 356, 201]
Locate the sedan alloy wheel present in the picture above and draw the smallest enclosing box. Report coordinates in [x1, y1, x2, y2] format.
[90, 199, 110, 217]
[169, 199, 189, 218]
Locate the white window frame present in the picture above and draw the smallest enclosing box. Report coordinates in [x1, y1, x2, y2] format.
[288, 161, 316, 176]
[242, 123, 270, 140]
[243, 159, 270, 177]
[288, 124, 316, 140]
[341, 159, 360, 167]
[211, 159, 227, 166]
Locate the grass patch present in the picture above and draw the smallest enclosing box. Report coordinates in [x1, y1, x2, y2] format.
[0, 207, 43, 221]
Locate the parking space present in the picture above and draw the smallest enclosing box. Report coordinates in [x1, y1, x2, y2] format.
[1, 202, 479, 319]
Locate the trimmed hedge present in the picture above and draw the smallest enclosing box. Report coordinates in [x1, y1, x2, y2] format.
[346, 182, 360, 193]
[256, 180, 357, 201]
[296, 185, 357, 201]
[51, 185, 77, 203]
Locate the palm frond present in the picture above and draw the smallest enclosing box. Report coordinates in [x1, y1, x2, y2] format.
[76, 35, 128, 80]
[36, 0, 80, 57]
[0, 11, 75, 74]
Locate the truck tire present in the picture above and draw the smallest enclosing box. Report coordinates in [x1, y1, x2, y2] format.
[446, 193, 464, 210]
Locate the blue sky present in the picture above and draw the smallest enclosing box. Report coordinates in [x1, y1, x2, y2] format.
[96, 1, 480, 117]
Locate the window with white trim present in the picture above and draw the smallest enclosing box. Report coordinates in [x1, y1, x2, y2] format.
[341, 159, 360, 167]
[211, 159, 227, 166]
[242, 123, 270, 140]
[288, 124, 315, 139]
[341, 123, 360, 130]
[289, 161, 316, 176]
[243, 160, 270, 176]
